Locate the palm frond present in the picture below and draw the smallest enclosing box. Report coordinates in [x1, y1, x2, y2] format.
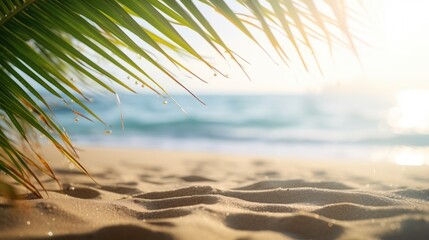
[0, 0, 358, 197]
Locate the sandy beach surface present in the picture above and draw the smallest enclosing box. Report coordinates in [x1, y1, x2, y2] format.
[1, 147, 429, 239]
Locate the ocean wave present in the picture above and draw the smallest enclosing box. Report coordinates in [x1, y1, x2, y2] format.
[51, 93, 429, 149]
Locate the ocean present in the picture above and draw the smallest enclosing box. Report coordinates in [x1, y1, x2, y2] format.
[53, 91, 429, 165]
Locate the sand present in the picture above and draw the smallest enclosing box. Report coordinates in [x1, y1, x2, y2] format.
[1, 147, 429, 239]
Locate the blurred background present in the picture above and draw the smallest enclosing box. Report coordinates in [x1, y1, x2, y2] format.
[53, 0, 429, 166]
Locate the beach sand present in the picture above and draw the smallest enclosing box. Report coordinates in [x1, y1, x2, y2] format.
[1, 147, 429, 239]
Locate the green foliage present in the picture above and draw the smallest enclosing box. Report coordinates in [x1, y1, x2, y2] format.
[0, 0, 357, 197]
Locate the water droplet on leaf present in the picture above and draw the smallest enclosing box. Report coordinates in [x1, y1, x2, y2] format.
[74, 117, 79, 123]
[67, 184, 75, 191]
[163, 100, 168, 105]
[104, 130, 112, 135]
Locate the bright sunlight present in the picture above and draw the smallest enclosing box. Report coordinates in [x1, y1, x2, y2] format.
[387, 90, 429, 134]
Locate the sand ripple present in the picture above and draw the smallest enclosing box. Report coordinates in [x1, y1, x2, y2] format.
[1, 148, 429, 239]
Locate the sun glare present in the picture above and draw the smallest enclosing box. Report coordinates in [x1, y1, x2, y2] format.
[392, 147, 427, 166]
[387, 90, 429, 133]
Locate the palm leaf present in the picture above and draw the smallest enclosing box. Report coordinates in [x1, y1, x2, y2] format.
[0, 0, 358, 197]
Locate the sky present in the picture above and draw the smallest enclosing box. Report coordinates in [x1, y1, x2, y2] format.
[157, 0, 429, 95]
[103, 0, 429, 96]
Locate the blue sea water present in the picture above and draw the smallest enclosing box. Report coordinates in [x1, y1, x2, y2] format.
[53, 92, 429, 163]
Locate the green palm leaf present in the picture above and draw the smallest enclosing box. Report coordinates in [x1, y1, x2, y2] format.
[0, 0, 358, 197]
